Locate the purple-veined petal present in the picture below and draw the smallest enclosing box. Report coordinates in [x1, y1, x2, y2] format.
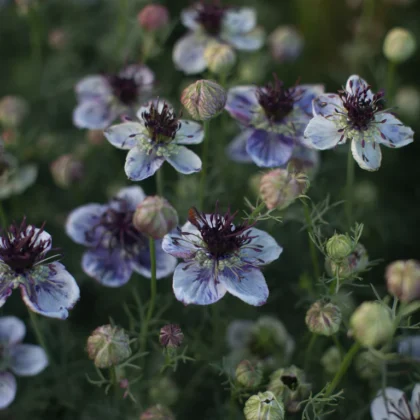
[162, 226, 201, 259]
[172, 261, 227, 305]
[223, 27, 264, 51]
[246, 129, 294, 167]
[370, 387, 411, 420]
[0, 372, 16, 409]
[82, 248, 133, 287]
[104, 122, 144, 150]
[312, 93, 342, 117]
[0, 278, 14, 308]
[180, 6, 200, 30]
[0, 316, 26, 345]
[124, 146, 164, 181]
[220, 265, 268, 306]
[75, 75, 111, 101]
[20, 262, 80, 320]
[227, 130, 253, 163]
[73, 99, 116, 130]
[351, 139, 382, 171]
[226, 320, 254, 350]
[222, 7, 256, 33]
[373, 113, 414, 148]
[225, 86, 259, 125]
[239, 228, 282, 266]
[411, 384, 420, 416]
[172, 33, 209, 75]
[303, 115, 342, 150]
[9, 344, 48, 377]
[65, 204, 105, 246]
[119, 64, 154, 91]
[174, 120, 204, 145]
[346, 74, 373, 100]
[112, 186, 146, 210]
[398, 336, 420, 361]
[166, 146, 202, 174]
[294, 84, 325, 115]
[132, 243, 177, 279]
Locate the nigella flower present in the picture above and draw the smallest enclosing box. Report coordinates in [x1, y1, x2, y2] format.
[370, 384, 420, 420]
[162, 205, 282, 306]
[104, 101, 204, 181]
[225, 75, 324, 167]
[73, 64, 154, 130]
[398, 336, 420, 361]
[173, 1, 264, 75]
[0, 316, 48, 409]
[0, 219, 80, 319]
[303, 74, 414, 171]
[65, 186, 177, 287]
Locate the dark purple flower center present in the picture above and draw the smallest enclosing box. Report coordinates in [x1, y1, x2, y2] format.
[109, 74, 139, 106]
[141, 102, 181, 143]
[0, 219, 51, 273]
[257, 75, 301, 122]
[281, 375, 298, 390]
[187, 206, 260, 259]
[339, 81, 385, 131]
[195, 1, 227, 35]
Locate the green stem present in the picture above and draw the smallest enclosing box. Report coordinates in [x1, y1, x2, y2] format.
[345, 145, 355, 228]
[28, 5, 43, 73]
[248, 201, 266, 223]
[155, 168, 164, 196]
[303, 202, 321, 281]
[304, 334, 318, 371]
[28, 309, 52, 365]
[332, 334, 344, 358]
[199, 120, 210, 211]
[0, 203, 8, 228]
[116, 0, 129, 57]
[325, 341, 361, 397]
[109, 366, 119, 398]
[387, 60, 396, 105]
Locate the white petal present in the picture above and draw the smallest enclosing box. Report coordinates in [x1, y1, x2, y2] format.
[222, 7, 256, 33]
[104, 122, 145, 150]
[346, 74, 373, 99]
[124, 146, 164, 181]
[119, 64, 154, 89]
[370, 387, 411, 420]
[73, 100, 116, 130]
[75, 75, 111, 101]
[312, 93, 343, 117]
[113, 186, 146, 210]
[373, 113, 414, 148]
[173, 33, 209, 75]
[411, 384, 420, 417]
[351, 139, 382, 171]
[223, 27, 265, 51]
[174, 120, 204, 145]
[162, 229, 200, 259]
[9, 344, 48, 376]
[226, 320, 254, 350]
[303, 115, 342, 150]
[0, 372, 17, 409]
[166, 146, 202, 174]
[0, 316, 26, 345]
[180, 6, 200, 30]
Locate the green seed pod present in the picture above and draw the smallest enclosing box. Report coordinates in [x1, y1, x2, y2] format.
[149, 377, 179, 407]
[326, 234, 353, 260]
[235, 360, 263, 389]
[244, 391, 285, 420]
[383, 27, 416, 63]
[354, 350, 381, 380]
[325, 243, 368, 278]
[305, 301, 342, 336]
[320, 346, 342, 376]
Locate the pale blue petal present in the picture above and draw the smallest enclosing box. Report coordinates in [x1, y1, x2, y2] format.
[227, 130, 253, 163]
[370, 388, 410, 420]
[346, 75, 373, 100]
[222, 7, 256, 33]
[132, 243, 177, 279]
[351, 139, 381, 171]
[119, 64, 154, 92]
[9, 344, 48, 376]
[225, 86, 259, 126]
[411, 384, 420, 415]
[104, 122, 145, 150]
[373, 113, 414, 148]
[172, 261, 227, 305]
[166, 146, 202, 174]
[223, 27, 264, 51]
[246, 129, 294, 167]
[0, 279, 14, 309]
[20, 262, 80, 319]
[398, 336, 420, 361]
[73, 99, 116, 130]
[0, 372, 16, 410]
[226, 320, 254, 349]
[124, 146, 164, 181]
[294, 84, 325, 115]
[239, 228, 282, 265]
[312, 93, 342, 117]
[173, 33, 209, 75]
[303, 115, 342, 150]
[174, 120, 204, 145]
[0, 316, 26, 345]
[180, 6, 200, 30]
[113, 186, 146, 210]
[75, 75, 111, 101]
[162, 228, 200, 259]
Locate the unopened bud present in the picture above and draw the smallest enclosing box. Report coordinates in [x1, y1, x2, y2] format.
[325, 243, 368, 277]
[204, 42, 236, 75]
[244, 391, 285, 420]
[0, 96, 28, 128]
[383, 27, 416, 63]
[87, 325, 131, 368]
[50, 154, 84, 189]
[326, 234, 353, 260]
[354, 350, 381, 380]
[159, 324, 184, 349]
[386, 259, 420, 302]
[235, 360, 263, 389]
[140, 404, 175, 420]
[320, 347, 342, 375]
[133, 196, 178, 239]
[268, 26, 303, 63]
[395, 86, 420, 120]
[181, 80, 227, 121]
[138, 4, 169, 32]
[305, 300, 342, 336]
[349, 302, 394, 347]
[149, 377, 179, 406]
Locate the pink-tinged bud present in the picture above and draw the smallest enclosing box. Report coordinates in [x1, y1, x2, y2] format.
[259, 168, 309, 210]
[50, 154, 84, 189]
[48, 29, 68, 50]
[181, 80, 227, 121]
[133, 196, 178, 239]
[386, 260, 420, 303]
[269, 26, 303, 63]
[305, 300, 342, 336]
[0, 96, 28, 128]
[137, 4, 169, 32]
[140, 405, 175, 420]
[159, 324, 184, 349]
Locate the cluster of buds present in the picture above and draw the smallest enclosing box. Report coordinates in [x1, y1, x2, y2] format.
[204, 41, 237, 75]
[386, 259, 420, 302]
[305, 300, 342, 336]
[235, 360, 263, 389]
[244, 391, 285, 420]
[50, 154, 84, 189]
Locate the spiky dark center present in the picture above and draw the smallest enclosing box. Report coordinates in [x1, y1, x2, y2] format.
[109, 75, 139, 106]
[0, 219, 51, 273]
[141, 102, 181, 143]
[339, 81, 385, 131]
[281, 375, 298, 390]
[257, 75, 300, 122]
[195, 1, 227, 35]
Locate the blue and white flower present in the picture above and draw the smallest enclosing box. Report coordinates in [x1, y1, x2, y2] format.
[73, 64, 154, 130]
[66, 186, 177, 287]
[370, 384, 420, 420]
[162, 206, 282, 306]
[0, 220, 80, 319]
[303, 74, 415, 171]
[173, 1, 264, 75]
[104, 101, 204, 181]
[225, 76, 324, 167]
[398, 336, 420, 362]
[0, 316, 48, 410]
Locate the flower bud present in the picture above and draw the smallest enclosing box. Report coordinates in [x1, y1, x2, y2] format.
[395, 86, 420, 121]
[383, 27, 416, 63]
[354, 350, 381, 380]
[268, 366, 311, 413]
[320, 346, 342, 375]
[325, 243, 368, 278]
[149, 377, 179, 406]
[133, 196, 178, 239]
[354, 181, 378, 208]
[140, 404, 175, 420]
[268, 26, 303, 63]
[50, 154, 84, 189]
[386, 260, 420, 302]
[159, 324, 184, 349]
[181, 80, 227, 121]
[305, 300, 342, 336]
[0, 96, 28, 128]
[326, 234, 353, 260]
[349, 302, 394, 347]
[87, 325, 131, 368]
[259, 168, 309, 210]
[204, 42, 236, 75]
[235, 360, 263, 389]
[244, 391, 285, 420]
[137, 4, 169, 32]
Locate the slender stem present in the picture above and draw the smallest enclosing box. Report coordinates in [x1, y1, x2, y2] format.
[303, 202, 321, 282]
[386, 60, 396, 105]
[199, 120, 210, 211]
[332, 334, 344, 358]
[248, 201, 266, 223]
[116, 0, 129, 57]
[28, 309, 52, 365]
[345, 145, 355, 228]
[109, 367, 119, 398]
[229, 392, 237, 420]
[155, 168, 164, 197]
[28, 6, 43, 73]
[325, 341, 361, 397]
[304, 334, 318, 371]
[0, 203, 7, 228]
